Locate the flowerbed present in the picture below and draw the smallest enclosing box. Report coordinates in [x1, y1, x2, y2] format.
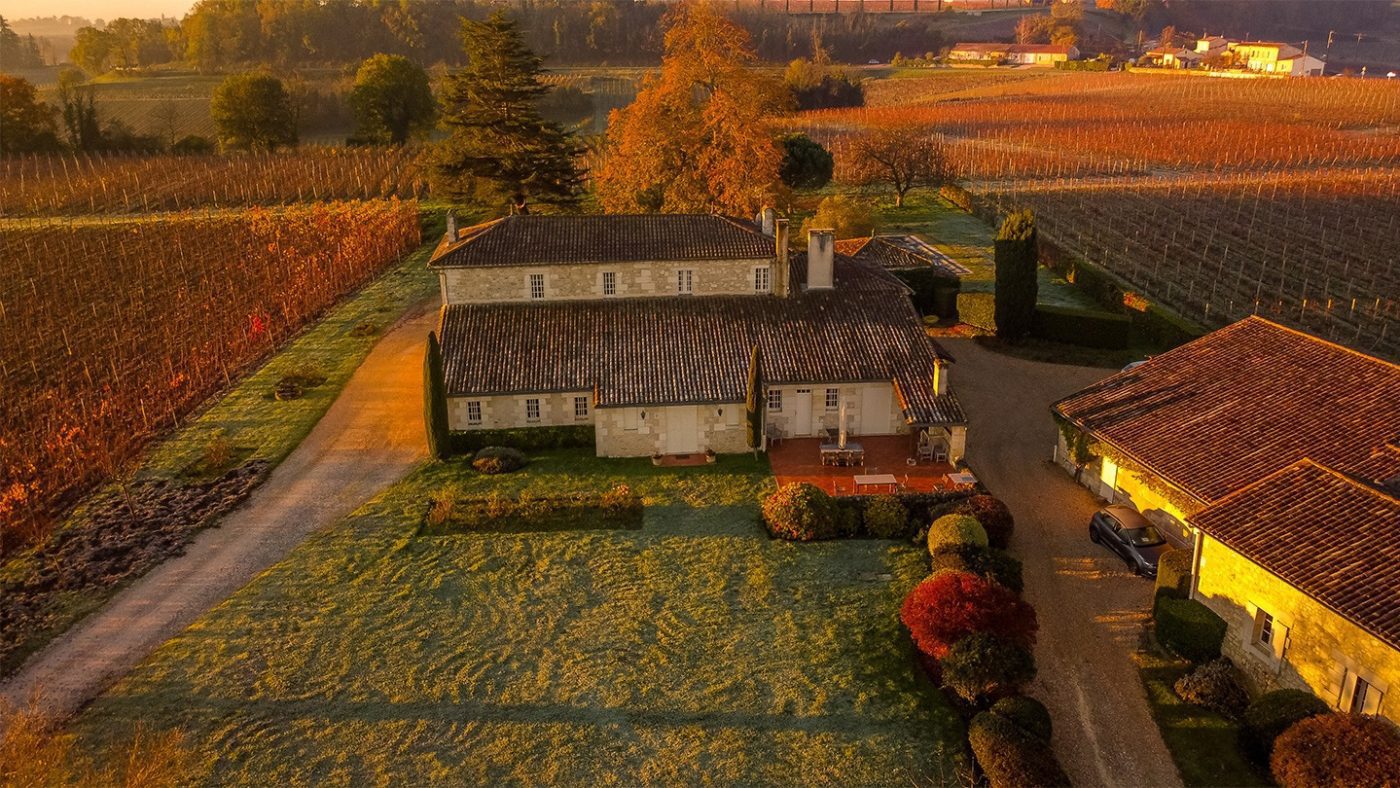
[417, 485, 643, 536]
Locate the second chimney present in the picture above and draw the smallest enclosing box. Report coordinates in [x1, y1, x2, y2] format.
[807, 228, 834, 290]
[760, 206, 776, 236]
[445, 211, 458, 243]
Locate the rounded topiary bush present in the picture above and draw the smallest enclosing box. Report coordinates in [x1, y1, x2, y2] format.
[761, 482, 839, 541]
[941, 632, 1036, 705]
[991, 695, 1053, 743]
[1154, 596, 1227, 663]
[1271, 712, 1400, 788]
[1173, 657, 1248, 718]
[1154, 548, 1194, 601]
[954, 494, 1014, 549]
[864, 495, 910, 539]
[927, 514, 988, 555]
[1240, 689, 1332, 765]
[472, 446, 527, 474]
[969, 710, 1070, 788]
[930, 544, 1023, 593]
[900, 571, 1037, 660]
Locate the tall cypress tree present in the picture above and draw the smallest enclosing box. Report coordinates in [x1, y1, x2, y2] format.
[424, 331, 451, 460]
[994, 209, 1039, 342]
[435, 10, 582, 213]
[746, 344, 764, 453]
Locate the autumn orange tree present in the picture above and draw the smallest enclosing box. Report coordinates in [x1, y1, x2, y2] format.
[594, 0, 784, 214]
[841, 127, 951, 207]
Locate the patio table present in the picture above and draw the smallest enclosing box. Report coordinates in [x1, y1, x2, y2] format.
[853, 473, 898, 494]
[819, 441, 864, 466]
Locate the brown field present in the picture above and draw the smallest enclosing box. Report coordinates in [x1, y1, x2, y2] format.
[0, 201, 422, 545]
[787, 69, 1400, 358]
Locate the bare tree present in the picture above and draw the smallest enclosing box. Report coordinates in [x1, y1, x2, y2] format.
[150, 98, 180, 148]
[842, 128, 951, 207]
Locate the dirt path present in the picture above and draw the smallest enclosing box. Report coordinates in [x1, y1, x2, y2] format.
[1, 307, 435, 722]
[944, 338, 1182, 788]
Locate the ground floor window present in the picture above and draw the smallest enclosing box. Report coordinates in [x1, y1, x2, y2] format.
[467, 401, 482, 425]
[767, 389, 782, 412]
[1347, 673, 1385, 715]
[574, 396, 589, 420]
[825, 388, 839, 410]
[526, 398, 541, 422]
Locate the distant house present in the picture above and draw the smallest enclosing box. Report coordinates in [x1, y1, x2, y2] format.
[1203, 39, 1327, 76]
[428, 213, 967, 459]
[1142, 47, 1203, 69]
[1054, 317, 1400, 716]
[949, 42, 1078, 66]
[1194, 35, 1229, 56]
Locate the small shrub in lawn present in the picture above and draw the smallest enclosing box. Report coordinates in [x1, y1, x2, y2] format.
[941, 633, 1036, 705]
[1240, 689, 1331, 765]
[200, 433, 234, 474]
[900, 571, 1037, 659]
[864, 495, 910, 539]
[1154, 596, 1226, 663]
[953, 495, 1014, 549]
[969, 710, 1070, 788]
[1271, 712, 1400, 788]
[927, 514, 988, 554]
[1154, 548, 1193, 601]
[931, 544, 1023, 593]
[598, 483, 637, 516]
[425, 489, 455, 528]
[1173, 657, 1248, 718]
[991, 695, 1052, 742]
[472, 446, 527, 475]
[761, 482, 838, 541]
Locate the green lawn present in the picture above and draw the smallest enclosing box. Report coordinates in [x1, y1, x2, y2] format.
[1137, 646, 1270, 788]
[0, 212, 447, 678]
[70, 451, 965, 785]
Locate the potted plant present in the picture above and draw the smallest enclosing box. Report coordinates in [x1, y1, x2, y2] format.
[705, 448, 717, 464]
[651, 452, 663, 466]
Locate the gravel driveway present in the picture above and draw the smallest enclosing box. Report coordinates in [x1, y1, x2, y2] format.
[1, 307, 435, 722]
[944, 338, 1183, 788]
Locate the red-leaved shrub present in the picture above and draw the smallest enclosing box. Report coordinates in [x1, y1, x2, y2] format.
[954, 495, 1015, 549]
[899, 571, 1038, 659]
[1271, 712, 1400, 788]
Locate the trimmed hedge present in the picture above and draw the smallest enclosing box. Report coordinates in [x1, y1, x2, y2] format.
[953, 494, 1014, 549]
[969, 710, 1071, 788]
[448, 425, 594, 454]
[941, 632, 1037, 705]
[1031, 304, 1131, 349]
[472, 446, 527, 475]
[863, 495, 911, 539]
[957, 291, 997, 332]
[930, 544, 1023, 594]
[927, 514, 988, 554]
[1271, 712, 1400, 788]
[1240, 689, 1331, 765]
[418, 485, 642, 536]
[1174, 657, 1248, 718]
[991, 696, 1052, 743]
[762, 483, 839, 541]
[1155, 548, 1193, 600]
[1155, 597, 1227, 663]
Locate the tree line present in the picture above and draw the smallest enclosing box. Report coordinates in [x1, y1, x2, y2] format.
[60, 0, 950, 74]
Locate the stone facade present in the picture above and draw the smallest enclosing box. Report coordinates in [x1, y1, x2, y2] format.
[441, 259, 776, 304]
[764, 382, 907, 439]
[448, 391, 594, 431]
[1053, 429, 1198, 547]
[595, 403, 749, 457]
[1195, 534, 1398, 721]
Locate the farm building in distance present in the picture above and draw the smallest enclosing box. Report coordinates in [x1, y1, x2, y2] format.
[1143, 36, 1326, 76]
[949, 42, 1079, 66]
[1053, 317, 1400, 717]
[428, 213, 967, 460]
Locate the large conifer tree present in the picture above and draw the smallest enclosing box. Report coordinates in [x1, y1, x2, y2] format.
[435, 11, 582, 213]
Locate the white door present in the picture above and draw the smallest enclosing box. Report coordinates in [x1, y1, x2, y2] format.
[665, 407, 699, 454]
[860, 386, 892, 435]
[792, 389, 813, 436]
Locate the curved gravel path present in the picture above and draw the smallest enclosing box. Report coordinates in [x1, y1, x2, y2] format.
[944, 338, 1183, 788]
[1, 307, 435, 722]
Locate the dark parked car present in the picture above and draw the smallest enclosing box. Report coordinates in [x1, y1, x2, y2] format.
[1089, 505, 1170, 577]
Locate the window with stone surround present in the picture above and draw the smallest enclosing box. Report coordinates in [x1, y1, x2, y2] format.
[574, 396, 589, 420]
[677, 269, 694, 295]
[525, 398, 541, 422]
[767, 389, 782, 412]
[602, 271, 616, 296]
[754, 265, 771, 293]
[467, 401, 482, 425]
[528, 273, 545, 300]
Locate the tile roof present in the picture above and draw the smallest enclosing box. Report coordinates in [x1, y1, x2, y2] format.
[1189, 460, 1400, 650]
[430, 214, 775, 268]
[437, 255, 964, 425]
[836, 235, 971, 276]
[1053, 316, 1400, 504]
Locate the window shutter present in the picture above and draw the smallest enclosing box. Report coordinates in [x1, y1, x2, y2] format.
[1272, 622, 1290, 662]
[1361, 685, 1384, 716]
[1339, 671, 1359, 712]
[1323, 662, 1348, 708]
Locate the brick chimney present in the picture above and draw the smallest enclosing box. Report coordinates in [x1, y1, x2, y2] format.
[774, 217, 790, 296]
[807, 228, 834, 290]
